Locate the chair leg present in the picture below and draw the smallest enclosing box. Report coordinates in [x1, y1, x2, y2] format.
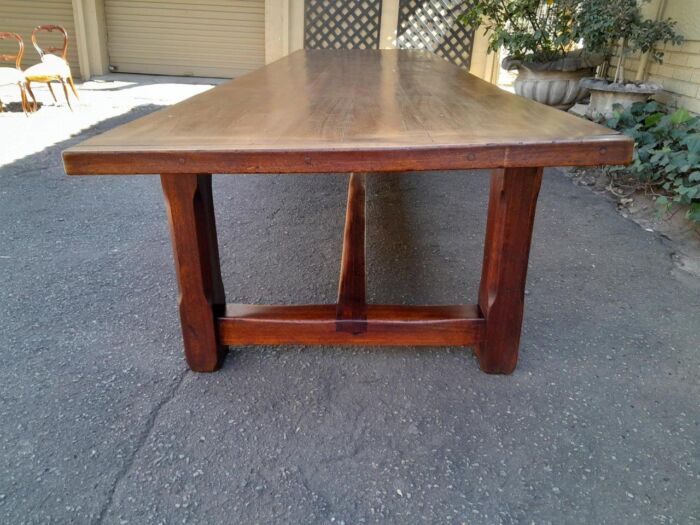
[19, 85, 28, 116]
[25, 82, 38, 112]
[60, 79, 73, 111]
[47, 82, 58, 103]
[67, 76, 79, 100]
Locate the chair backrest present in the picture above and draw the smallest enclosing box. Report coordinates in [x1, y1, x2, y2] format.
[31, 25, 68, 60]
[0, 32, 24, 69]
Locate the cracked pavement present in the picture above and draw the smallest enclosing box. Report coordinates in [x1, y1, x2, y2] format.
[0, 76, 698, 524]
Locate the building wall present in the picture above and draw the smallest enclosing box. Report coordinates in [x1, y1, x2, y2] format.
[646, 0, 700, 113]
[615, 0, 700, 113]
[646, 40, 700, 113]
[3, 0, 496, 82]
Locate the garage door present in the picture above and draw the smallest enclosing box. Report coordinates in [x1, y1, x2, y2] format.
[0, 0, 80, 77]
[105, 0, 265, 78]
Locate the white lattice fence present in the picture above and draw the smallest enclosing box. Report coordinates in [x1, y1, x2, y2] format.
[397, 0, 475, 68]
[304, 0, 383, 50]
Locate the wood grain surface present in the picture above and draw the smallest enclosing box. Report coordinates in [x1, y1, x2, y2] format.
[336, 172, 367, 334]
[63, 49, 633, 175]
[218, 304, 486, 346]
[161, 173, 227, 372]
[477, 167, 543, 373]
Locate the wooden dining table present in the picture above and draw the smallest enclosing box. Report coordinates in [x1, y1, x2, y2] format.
[63, 49, 633, 374]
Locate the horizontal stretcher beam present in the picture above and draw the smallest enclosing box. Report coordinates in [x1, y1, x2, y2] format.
[217, 304, 486, 347]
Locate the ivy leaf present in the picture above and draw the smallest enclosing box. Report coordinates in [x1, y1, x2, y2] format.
[681, 133, 700, 154]
[651, 150, 671, 165]
[636, 131, 656, 146]
[598, 97, 699, 224]
[671, 108, 692, 125]
[606, 116, 620, 128]
[644, 113, 663, 127]
[670, 128, 689, 141]
[669, 153, 691, 172]
[656, 115, 673, 132]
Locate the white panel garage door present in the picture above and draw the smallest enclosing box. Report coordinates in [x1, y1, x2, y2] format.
[105, 0, 265, 78]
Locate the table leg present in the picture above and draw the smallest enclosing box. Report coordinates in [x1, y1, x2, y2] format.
[336, 172, 367, 334]
[477, 167, 543, 374]
[161, 174, 226, 372]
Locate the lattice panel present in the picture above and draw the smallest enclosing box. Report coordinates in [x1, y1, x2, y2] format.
[304, 0, 383, 50]
[397, 0, 475, 69]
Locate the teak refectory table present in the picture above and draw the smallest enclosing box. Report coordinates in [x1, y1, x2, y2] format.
[63, 50, 633, 374]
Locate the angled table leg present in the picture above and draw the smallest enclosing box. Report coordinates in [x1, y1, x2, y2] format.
[477, 167, 543, 374]
[161, 173, 226, 372]
[336, 172, 367, 334]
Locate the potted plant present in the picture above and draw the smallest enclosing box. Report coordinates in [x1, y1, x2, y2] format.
[576, 0, 683, 118]
[460, 0, 603, 109]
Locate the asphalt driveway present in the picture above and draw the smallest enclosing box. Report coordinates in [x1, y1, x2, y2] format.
[0, 76, 698, 524]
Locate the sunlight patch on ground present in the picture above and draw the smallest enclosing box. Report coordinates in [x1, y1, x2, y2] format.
[0, 74, 223, 168]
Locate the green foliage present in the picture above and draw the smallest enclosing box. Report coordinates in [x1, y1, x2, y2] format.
[460, 0, 683, 66]
[603, 101, 700, 223]
[575, 0, 683, 63]
[458, 0, 580, 63]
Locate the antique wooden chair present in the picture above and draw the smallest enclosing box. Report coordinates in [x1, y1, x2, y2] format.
[0, 32, 31, 115]
[23, 25, 79, 110]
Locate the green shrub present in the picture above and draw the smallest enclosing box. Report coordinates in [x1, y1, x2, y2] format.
[459, 0, 682, 69]
[458, 0, 580, 63]
[575, 0, 682, 78]
[603, 101, 700, 223]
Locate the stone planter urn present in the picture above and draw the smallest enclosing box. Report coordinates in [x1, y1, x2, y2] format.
[503, 51, 604, 110]
[580, 78, 663, 119]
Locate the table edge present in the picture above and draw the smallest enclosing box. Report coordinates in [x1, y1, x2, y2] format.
[63, 136, 634, 175]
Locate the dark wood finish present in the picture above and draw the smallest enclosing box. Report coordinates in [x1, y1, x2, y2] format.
[477, 167, 543, 373]
[336, 172, 367, 333]
[63, 50, 635, 375]
[219, 304, 485, 346]
[63, 50, 633, 175]
[63, 140, 632, 177]
[161, 174, 226, 372]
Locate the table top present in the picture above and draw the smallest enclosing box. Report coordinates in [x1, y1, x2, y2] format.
[63, 49, 633, 175]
